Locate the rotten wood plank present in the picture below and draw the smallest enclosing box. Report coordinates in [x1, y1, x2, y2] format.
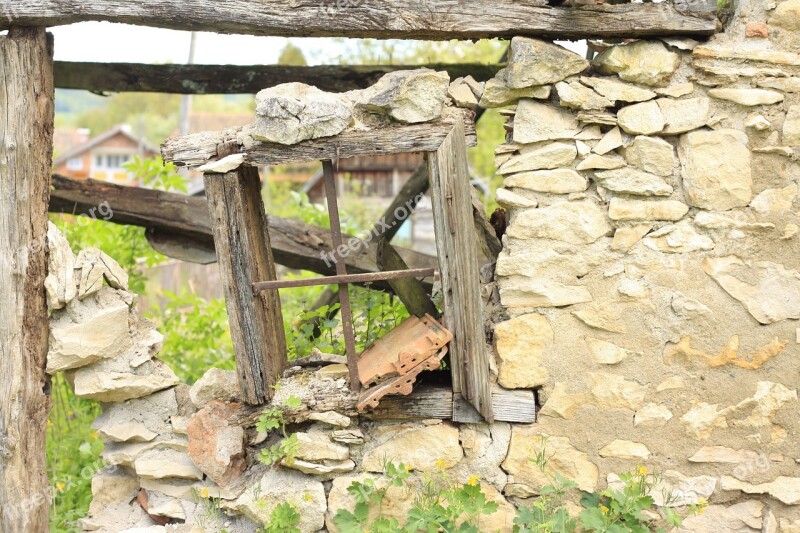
[453, 386, 536, 424]
[204, 143, 287, 404]
[53, 61, 502, 94]
[0, 27, 54, 533]
[48, 174, 438, 287]
[2, 1, 717, 39]
[428, 118, 493, 422]
[161, 107, 477, 168]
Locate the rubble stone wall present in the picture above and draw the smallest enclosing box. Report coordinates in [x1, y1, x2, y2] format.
[45, 0, 800, 529]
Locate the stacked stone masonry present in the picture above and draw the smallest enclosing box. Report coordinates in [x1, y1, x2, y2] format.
[45, 0, 800, 529]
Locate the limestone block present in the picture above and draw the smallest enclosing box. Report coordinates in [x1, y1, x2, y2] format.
[577, 153, 626, 171]
[634, 404, 673, 427]
[93, 388, 177, 443]
[595, 167, 673, 196]
[586, 338, 640, 365]
[587, 372, 647, 410]
[689, 446, 764, 463]
[617, 101, 665, 135]
[495, 188, 539, 209]
[592, 41, 680, 86]
[702, 256, 800, 324]
[671, 293, 713, 319]
[770, 0, 800, 30]
[579, 76, 657, 103]
[504, 169, 588, 194]
[758, 76, 800, 92]
[678, 500, 764, 533]
[572, 302, 627, 333]
[45, 222, 77, 310]
[285, 459, 356, 476]
[622, 136, 675, 176]
[75, 248, 130, 299]
[306, 411, 351, 427]
[189, 367, 241, 407]
[598, 440, 651, 460]
[708, 88, 784, 106]
[134, 448, 203, 481]
[455, 423, 511, 490]
[750, 184, 798, 214]
[643, 222, 715, 253]
[361, 423, 462, 472]
[784, 105, 800, 145]
[657, 97, 710, 134]
[721, 476, 800, 505]
[744, 113, 771, 130]
[608, 198, 689, 221]
[447, 78, 479, 110]
[679, 129, 753, 210]
[502, 428, 598, 491]
[592, 126, 624, 155]
[506, 201, 611, 244]
[608, 470, 716, 507]
[497, 141, 577, 174]
[493, 314, 552, 388]
[326, 473, 415, 532]
[293, 432, 350, 462]
[72, 360, 180, 402]
[479, 70, 551, 108]
[187, 401, 246, 487]
[254, 83, 353, 145]
[611, 224, 652, 253]
[352, 69, 451, 124]
[555, 80, 613, 110]
[538, 382, 591, 419]
[506, 37, 588, 88]
[513, 99, 581, 144]
[656, 82, 695, 98]
[499, 278, 593, 308]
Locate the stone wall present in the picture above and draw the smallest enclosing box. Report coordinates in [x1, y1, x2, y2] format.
[46, 0, 800, 529]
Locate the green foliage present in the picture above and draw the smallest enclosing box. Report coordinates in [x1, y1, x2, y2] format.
[333, 462, 410, 532]
[258, 434, 300, 466]
[259, 502, 302, 533]
[278, 41, 308, 66]
[123, 155, 188, 193]
[255, 396, 303, 465]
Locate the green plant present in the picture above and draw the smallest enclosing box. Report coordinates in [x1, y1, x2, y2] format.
[332, 461, 411, 532]
[123, 155, 188, 193]
[259, 502, 302, 533]
[255, 396, 303, 466]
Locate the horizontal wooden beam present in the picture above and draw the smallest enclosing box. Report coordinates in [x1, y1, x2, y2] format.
[162, 108, 476, 168]
[48, 175, 437, 284]
[3, 1, 717, 39]
[53, 62, 503, 94]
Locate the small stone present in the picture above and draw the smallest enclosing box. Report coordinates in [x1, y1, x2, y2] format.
[586, 338, 640, 364]
[498, 278, 593, 308]
[74, 248, 130, 298]
[555, 80, 613, 110]
[595, 167, 673, 196]
[572, 302, 626, 333]
[316, 363, 350, 380]
[579, 76, 656, 103]
[689, 446, 762, 463]
[784, 105, 800, 145]
[93, 389, 177, 443]
[679, 500, 764, 532]
[447, 78, 479, 110]
[576, 153, 626, 171]
[361, 423, 462, 472]
[784, 224, 800, 239]
[702, 256, 800, 324]
[599, 440, 651, 460]
[720, 476, 800, 505]
[506, 37, 588, 88]
[745, 21, 769, 37]
[621, 136, 675, 177]
[538, 382, 591, 419]
[608, 198, 689, 221]
[307, 411, 351, 427]
[643, 222, 715, 253]
[498, 142, 577, 174]
[494, 314, 552, 388]
[134, 448, 203, 481]
[769, 0, 800, 30]
[611, 224, 652, 252]
[331, 429, 364, 444]
[744, 113, 771, 130]
[45, 222, 77, 310]
[656, 82, 695, 98]
[634, 404, 673, 427]
[679, 129, 752, 210]
[617, 278, 650, 300]
[495, 188, 538, 209]
[506, 201, 610, 244]
[592, 126, 624, 155]
[294, 432, 350, 462]
[188, 401, 246, 487]
[575, 139, 592, 156]
[587, 372, 647, 410]
[592, 41, 680, 86]
[709, 88, 784, 106]
[197, 153, 245, 174]
[617, 101, 665, 135]
[284, 458, 356, 476]
[72, 360, 180, 403]
[513, 99, 581, 144]
[479, 71, 551, 108]
[657, 376, 685, 391]
[350, 69, 449, 124]
[575, 125, 603, 140]
[657, 97, 710, 134]
[255, 83, 352, 144]
[189, 368, 241, 408]
[757, 76, 800, 92]
[750, 184, 798, 214]
[504, 169, 588, 194]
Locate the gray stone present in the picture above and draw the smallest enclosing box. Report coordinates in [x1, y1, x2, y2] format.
[580, 76, 656, 103]
[702, 256, 800, 324]
[93, 389, 177, 443]
[679, 129, 752, 210]
[595, 167, 673, 196]
[506, 201, 611, 244]
[555, 80, 613, 110]
[657, 97, 710, 134]
[72, 359, 180, 402]
[622, 136, 675, 176]
[513, 99, 581, 144]
[254, 83, 352, 145]
[708, 88, 784, 106]
[592, 41, 680, 86]
[503, 169, 588, 194]
[189, 367, 241, 407]
[506, 37, 588, 88]
[497, 142, 577, 175]
[785, 105, 800, 145]
[479, 70, 551, 108]
[45, 222, 77, 310]
[351, 68, 450, 124]
[75, 248, 130, 299]
[617, 101, 665, 135]
[608, 198, 689, 221]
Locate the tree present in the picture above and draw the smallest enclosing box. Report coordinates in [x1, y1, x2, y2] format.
[278, 42, 308, 66]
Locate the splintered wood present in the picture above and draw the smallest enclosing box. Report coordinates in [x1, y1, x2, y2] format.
[356, 314, 452, 411]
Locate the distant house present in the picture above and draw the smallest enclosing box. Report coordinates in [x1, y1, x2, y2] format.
[53, 125, 158, 185]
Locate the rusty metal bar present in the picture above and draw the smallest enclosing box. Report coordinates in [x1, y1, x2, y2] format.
[322, 160, 360, 392]
[253, 268, 438, 293]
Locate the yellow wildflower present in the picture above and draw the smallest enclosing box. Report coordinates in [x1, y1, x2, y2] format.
[405, 464, 413, 472]
[467, 475, 480, 486]
[599, 505, 609, 515]
[47, 420, 53, 428]
[304, 493, 313, 502]
[435, 459, 447, 470]
[637, 466, 647, 476]
[55, 482, 66, 493]
[199, 487, 210, 499]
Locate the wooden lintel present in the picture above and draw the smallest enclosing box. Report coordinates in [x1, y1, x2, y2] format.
[3, 1, 717, 40]
[162, 108, 476, 169]
[54, 61, 503, 94]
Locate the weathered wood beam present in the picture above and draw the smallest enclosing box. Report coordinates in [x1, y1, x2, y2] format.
[162, 108, 477, 168]
[48, 174, 438, 284]
[428, 118, 493, 422]
[204, 143, 287, 405]
[53, 61, 503, 94]
[0, 27, 54, 533]
[2, 1, 717, 39]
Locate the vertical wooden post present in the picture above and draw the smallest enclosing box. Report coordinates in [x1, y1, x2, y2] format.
[427, 118, 493, 422]
[204, 145, 287, 405]
[0, 27, 55, 532]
